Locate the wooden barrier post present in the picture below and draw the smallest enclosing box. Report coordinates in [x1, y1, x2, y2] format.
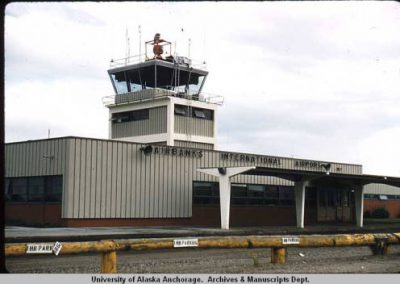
[101, 250, 117, 273]
[271, 247, 286, 264]
[370, 237, 389, 255]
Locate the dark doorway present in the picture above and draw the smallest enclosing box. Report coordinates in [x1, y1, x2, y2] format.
[317, 188, 354, 223]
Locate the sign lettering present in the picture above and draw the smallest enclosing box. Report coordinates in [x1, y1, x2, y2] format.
[220, 152, 281, 166]
[282, 237, 300, 245]
[173, 238, 199, 248]
[150, 146, 203, 158]
[26, 242, 62, 255]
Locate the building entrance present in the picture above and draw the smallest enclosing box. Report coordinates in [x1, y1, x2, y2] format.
[317, 188, 354, 223]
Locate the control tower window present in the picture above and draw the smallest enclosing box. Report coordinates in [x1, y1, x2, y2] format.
[188, 75, 205, 95]
[126, 69, 145, 93]
[174, 105, 213, 120]
[109, 61, 208, 96]
[112, 109, 149, 123]
[193, 110, 206, 119]
[111, 72, 128, 94]
[174, 105, 188, 116]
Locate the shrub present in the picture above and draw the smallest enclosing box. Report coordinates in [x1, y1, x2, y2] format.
[371, 207, 389, 219]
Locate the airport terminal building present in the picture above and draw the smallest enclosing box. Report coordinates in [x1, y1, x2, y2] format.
[5, 35, 400, 228]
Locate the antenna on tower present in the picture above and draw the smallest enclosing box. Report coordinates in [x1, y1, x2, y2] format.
[202, 27, 206, 64]
[188, 38, 191, 58]
[125, 27, 130, 64]
[138, 25, 142, 62]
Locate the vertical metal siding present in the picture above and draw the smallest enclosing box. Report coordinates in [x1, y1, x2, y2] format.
[79, 139, 86, 218]
[84, 140, 91, 218]
[174, 116, 214, 137]
[364, 183, 400, 195]
[63, 139, 71, 217]
[90, 140, 97, 217]
[110, 142, 118, 218]
[111, 106, 167, 138]
[6, 137, 365, 219]
[116, 142, 122, 218]
[174, 140, 214, 150]
[95, 141, 102, 218]
[4, 138, 70, 218]
[124, 143, 131, 217]
[134, 144, 141, 217]
[106, 142, 113, 217]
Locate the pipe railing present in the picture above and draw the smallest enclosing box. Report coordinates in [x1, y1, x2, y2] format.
[102, 90, 224, 107]
[5, 232, 400, 273]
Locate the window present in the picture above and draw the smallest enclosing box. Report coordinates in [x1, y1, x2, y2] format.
[111, 72, 128, 94]
[5, 176, 63, 203]
[364, 194, 379, 200]
[194, 108, 213, 120]
[279, 186, 294, 206]
[194, 110, 206, 119]
[193, 181, 295, 207]
[46, 176, 63, 202]
[265, 186, 279, 205]
[174, 105, 214, 120]
[174, 105, 188, 116]
[28, 177, 45, 202]
[188, 75, 205, 96]
[247, 185, 265, 205]
[232, 184, 248, 205]
[379, 195, 388, 200]
[5, 179, 11, 201]
[193, 182, 219, 205]
[112, 109, 149, 123]
[8, 178, 28, 202]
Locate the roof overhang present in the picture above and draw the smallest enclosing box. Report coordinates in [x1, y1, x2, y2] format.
[108, 59, 208, 76]
[241, 166, 400, 188]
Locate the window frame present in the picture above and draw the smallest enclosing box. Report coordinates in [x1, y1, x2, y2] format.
[111, 109, 150, 124]
[193, 181, 295, 207]
[174, 105, 214, 121]
[5, 175, 63, 204]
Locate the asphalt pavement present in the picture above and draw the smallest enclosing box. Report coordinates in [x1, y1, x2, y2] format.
[5, 221, 400, 243]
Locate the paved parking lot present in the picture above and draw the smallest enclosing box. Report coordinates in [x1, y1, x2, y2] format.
[6, 222, 400, 242]
[5, 245, 400, 273]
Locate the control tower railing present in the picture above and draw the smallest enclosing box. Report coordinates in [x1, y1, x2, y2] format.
[109, 54, 144, 68]
[109, 54, 207, 70]
[102, 89, 224, 107]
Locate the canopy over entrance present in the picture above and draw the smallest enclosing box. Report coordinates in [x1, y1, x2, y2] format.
[198, 166, 400, 230]
[243, 166, 400, 187]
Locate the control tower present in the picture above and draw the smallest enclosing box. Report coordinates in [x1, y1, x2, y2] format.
[104, 33, 223, 150]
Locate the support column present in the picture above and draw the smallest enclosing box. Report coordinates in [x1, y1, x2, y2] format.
[219, 175, 231, 230]
[271, 247, 287, 264]
[294, 181, 308, 228]
[166, 100, 175, 146]
[101, 250, 117, 273]
[355, 186, 364, 227]
[197, 166, 255, 230]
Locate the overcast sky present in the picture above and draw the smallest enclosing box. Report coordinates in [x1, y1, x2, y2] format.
[4, 1, 400, 176]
